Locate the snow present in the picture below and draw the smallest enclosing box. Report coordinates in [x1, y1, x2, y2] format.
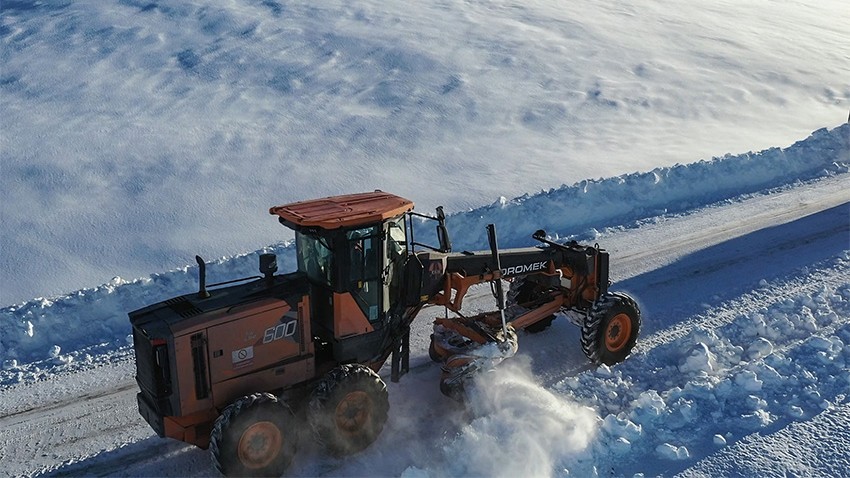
[2, 0, 848, 305]
[1, 0, 850, 477]
[443, 359, 599, 478]
[2, 156, 847, 478]
[3, 124, 846, 371]
[451, 125, 850, 249]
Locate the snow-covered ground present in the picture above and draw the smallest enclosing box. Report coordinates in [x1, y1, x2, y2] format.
[2, 0, 850, 477]
[1, 133, 848, 477]
[2, 123, 847, 372]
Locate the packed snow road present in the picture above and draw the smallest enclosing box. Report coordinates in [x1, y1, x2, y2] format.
[1, 174, 848, 477]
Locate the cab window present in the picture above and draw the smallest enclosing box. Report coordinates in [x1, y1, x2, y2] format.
[296, 232, 333, 287]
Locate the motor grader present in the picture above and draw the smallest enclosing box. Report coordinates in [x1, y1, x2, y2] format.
[129, 191, 640, 476]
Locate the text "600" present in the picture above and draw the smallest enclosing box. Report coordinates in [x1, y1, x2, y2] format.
[263, 320, 297, 344]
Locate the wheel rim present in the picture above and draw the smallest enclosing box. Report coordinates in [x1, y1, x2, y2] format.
[605, 313, 632, 352]
[238, 421, 282, 469]
[335, 391, 372, 435]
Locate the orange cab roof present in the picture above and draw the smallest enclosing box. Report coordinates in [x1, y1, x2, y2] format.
[270, 191, 414, 230]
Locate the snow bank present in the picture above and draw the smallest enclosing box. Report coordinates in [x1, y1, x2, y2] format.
[553, 253, 850, 476]
[449, 124, 849, 249]
[1, 125, 847, 379]
[0, 245, 295, 373]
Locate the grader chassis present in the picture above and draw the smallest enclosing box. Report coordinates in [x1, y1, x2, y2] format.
[129, 191, 640, 476]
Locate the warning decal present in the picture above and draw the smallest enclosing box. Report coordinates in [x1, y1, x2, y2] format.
[232, 346, 254, 364]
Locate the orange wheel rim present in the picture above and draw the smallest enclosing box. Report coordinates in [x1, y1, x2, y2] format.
[433, 341, 448, 359]
[605, 313, 631, 352]
[238, 421, 282, 469]
[335, 391, 372, 435]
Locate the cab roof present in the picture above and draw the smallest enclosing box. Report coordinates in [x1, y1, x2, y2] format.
[270, 191, 414, 230]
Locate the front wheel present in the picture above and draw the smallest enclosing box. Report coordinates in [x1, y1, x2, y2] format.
[429, 336, 443, 362]
[210, 393, 298, 477]
[309, 364, 389, 456]
[581, 292, 641, 365]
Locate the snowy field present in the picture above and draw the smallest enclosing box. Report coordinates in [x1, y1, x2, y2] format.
[1, 0, 850, 477]
[1, 0, 848, 305]
[1, 130, 848, 476]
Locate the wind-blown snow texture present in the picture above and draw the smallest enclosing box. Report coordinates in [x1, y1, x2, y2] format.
[2, 189, 848, 477]
[2, 124, 847, 370]
[2, 127, 850, 478]
[2, 0, 848, 305]
[2, 1, 850, 477]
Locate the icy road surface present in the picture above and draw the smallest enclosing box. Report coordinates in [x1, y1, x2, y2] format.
[1, 173, 847, 477]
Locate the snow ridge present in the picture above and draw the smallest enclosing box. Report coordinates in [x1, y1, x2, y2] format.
[0, 245, 296, 372]
[1, 124, 848, 382]
[450, 124, 849, 249]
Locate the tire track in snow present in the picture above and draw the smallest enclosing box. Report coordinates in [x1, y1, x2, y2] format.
[615, 183, 850, 271]
[0, 380, 136, 421]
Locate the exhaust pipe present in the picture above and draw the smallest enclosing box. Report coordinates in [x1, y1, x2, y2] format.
[196, 255, 210, 299]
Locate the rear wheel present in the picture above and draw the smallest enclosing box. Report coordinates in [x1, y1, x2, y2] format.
[309, 364, 389, 456]
[210, 393, 297, 477]
[581, 292, 641, 365]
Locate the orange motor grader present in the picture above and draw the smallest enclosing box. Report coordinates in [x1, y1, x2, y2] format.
[129, 191, 640, 476]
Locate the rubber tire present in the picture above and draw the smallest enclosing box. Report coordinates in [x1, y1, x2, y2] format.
[309, 364, 389, 456]
[508, 278, 556, 333]
[210, 393, 297, 478]
[439, 372, 465, 401]
[581, 292, 641, 365]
